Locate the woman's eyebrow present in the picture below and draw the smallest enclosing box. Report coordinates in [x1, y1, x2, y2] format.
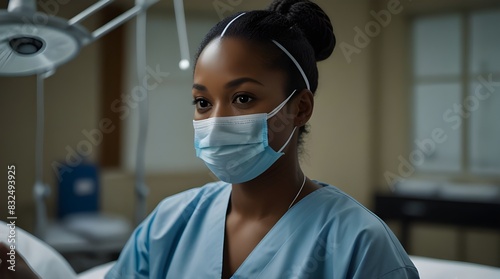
[225, 77, 264, 89]
[192, 77, 263, 92]
[192, 84, 206, 91]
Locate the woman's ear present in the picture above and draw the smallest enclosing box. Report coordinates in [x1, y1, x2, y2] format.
[294, 89, 314, 127]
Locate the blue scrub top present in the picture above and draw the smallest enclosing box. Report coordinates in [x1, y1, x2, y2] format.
[106, 181, 419, 279]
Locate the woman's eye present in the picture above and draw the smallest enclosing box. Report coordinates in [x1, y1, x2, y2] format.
[234, 95, 253, 104]
[193, 98, 211, 109]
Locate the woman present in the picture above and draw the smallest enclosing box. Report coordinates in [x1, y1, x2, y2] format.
[106, 1, 418, 278]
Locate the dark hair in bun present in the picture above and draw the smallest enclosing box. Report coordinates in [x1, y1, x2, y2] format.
[194, 0, 335, 140]
[195, 0, 335, 92]
[268, 0, 335, 61]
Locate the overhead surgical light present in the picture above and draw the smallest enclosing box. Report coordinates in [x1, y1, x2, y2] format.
[0, 0, 158, 76]
[0, 0, 159, 239]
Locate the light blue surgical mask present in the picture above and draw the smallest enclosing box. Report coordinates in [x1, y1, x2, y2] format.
[193, 90, 298, 183]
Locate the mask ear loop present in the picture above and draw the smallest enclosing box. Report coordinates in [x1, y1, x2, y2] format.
[278, 126, 298, 153]
[267, 89, 297, 119]
[267, 89, 298, 153]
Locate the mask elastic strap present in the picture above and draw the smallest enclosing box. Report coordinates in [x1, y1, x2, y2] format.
[267, 89, 297, 119]
[278, 126, 298, 153]
[221, 12, 246, 37]
[272, 40, 310, 91]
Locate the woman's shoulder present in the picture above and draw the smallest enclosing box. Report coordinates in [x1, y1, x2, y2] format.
[309, 182, 418, 277]
[311, 181, 384, 224]
[308, 181, 404, 249]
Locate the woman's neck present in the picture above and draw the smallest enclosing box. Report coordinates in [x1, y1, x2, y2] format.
[228, 153, 313, 220]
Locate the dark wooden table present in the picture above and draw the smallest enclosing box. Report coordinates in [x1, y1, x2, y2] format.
[374, 192, 500, 256]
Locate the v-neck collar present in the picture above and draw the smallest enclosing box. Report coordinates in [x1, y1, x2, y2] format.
[216, 183, 330, 279]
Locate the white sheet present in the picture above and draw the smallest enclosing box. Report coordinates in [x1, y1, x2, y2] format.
[0, 221, 77, 279]
[410, 256, 500, 279]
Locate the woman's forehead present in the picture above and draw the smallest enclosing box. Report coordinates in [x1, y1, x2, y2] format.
[194, 37, 283, 84]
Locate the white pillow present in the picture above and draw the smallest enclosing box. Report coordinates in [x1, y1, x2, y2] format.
[0, 220, 77, 279]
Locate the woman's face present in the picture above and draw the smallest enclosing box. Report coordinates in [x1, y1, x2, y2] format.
[192, 37, 290, 121]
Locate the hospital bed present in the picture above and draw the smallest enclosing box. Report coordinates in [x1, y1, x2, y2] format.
[2, 221, 500, 279]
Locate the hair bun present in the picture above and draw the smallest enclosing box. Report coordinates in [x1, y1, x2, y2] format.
[268, 0, 335, 61]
